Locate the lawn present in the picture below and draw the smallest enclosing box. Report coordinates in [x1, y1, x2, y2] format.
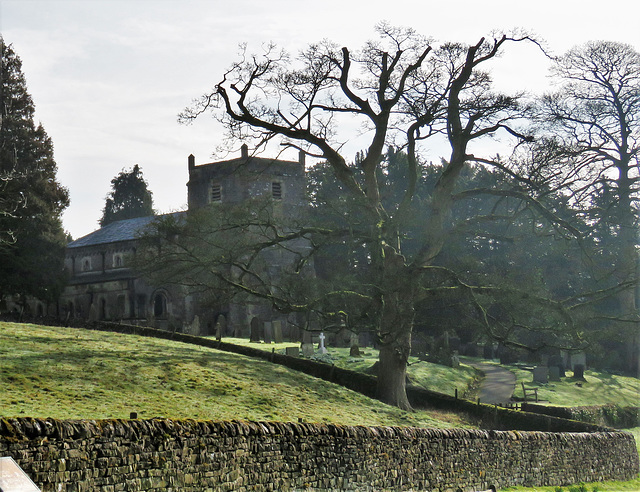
[507, 364, 640, 407]
[217, 337, 480, 398]
[0, 322, 471, 429]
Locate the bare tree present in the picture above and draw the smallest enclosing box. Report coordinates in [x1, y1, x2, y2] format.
[172, 26, 566, 409]
[539, 41, 640, 375]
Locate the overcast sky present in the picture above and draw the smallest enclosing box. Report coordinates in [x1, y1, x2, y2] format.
[2, 0, 639, 239]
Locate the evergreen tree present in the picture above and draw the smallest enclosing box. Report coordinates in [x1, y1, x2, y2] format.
[0, 39, 70, 306]
[100, 164, 154, 226]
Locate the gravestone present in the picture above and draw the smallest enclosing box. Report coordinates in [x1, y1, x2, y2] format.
[549, 365, 561, 381]
[250, 317, 261, 343]
[301, 342, 314, 358]
[570, 352, 587, 371]
[263, 321, 273, 344]
[350, 345, 361, 357]
[573, 364, 585, 380]
[533, 365, 549, 384]
[273, 320, 283, 343]
[548, 354, 566, 377]
[317, 332, 328, 354]
[285, 346, 300, 357]
[0, 457, 41, 492]
[450, 354, 460, 368]
[186, 315, 200, 336]
[215, 314, 227, 339]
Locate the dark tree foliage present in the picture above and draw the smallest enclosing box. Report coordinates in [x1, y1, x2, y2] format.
[0, 39, 69, 306]
[100, 164, 154, 226]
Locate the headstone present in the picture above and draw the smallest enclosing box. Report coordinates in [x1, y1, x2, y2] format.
[450, 354, 460, 368]
[301, 343, 314, 358]
[549, 366, 561, 381]
[573, 364, 585, 380]
[263, 321, 273, 344]
[189, 315, 201, 336]
[0, 457, 41, 491]
[548, 354, 566, 377]
[317, 332, 328, 354]
[216, 314, 227, 337]
[273, 320, 283, 344]
[285, 346, 300, 357]
[570, 352, 587, 371]
[533, 365, 549, 384]
[250, 317, 261, 343]
[350, 345, 361, 357]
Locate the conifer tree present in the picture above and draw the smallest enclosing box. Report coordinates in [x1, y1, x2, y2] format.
[100, 164, 154, 226]
[0, 39, 70, 306]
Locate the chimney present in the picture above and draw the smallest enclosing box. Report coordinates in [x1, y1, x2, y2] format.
[188, 154, 195, 171]
[298, 150, 306, 167]
[241, 143, 249, 160]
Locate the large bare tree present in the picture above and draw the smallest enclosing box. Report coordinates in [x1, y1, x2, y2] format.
[539, 41, 640, 375]
[171, 27, 568, 410]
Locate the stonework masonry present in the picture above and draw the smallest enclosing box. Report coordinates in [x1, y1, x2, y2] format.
[1, 418, 638, 491]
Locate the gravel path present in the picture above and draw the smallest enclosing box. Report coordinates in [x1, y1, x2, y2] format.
[463, 359, 516, 405]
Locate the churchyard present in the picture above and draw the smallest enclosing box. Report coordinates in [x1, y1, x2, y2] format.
[1, 320, 639, 491]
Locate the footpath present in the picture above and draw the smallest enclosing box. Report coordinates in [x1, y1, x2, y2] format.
[463, 359, 516, 405]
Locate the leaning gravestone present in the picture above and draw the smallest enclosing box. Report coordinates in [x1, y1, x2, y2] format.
[249, 317, 261, 343]
[273, 320, 283, 343]
[350, 345, 361, 357]
[0, 457, 41, 492]
[533, 365, 549, 384]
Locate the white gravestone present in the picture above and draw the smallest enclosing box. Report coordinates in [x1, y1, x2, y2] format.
[317, 332, 328, 354]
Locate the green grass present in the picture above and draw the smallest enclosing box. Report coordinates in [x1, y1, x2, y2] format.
[500, 478, 640, 491]
[507, 364, 640, 407]
[0, 322, 471, 429]
[219, 337, 479, 398]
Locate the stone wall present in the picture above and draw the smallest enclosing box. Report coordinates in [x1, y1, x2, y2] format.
[522, 402, 640, 429]
[1, 418, 638, 492]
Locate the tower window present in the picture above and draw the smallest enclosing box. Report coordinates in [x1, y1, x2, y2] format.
[271, 181, 282, 200]
[210, 183, 222, 203]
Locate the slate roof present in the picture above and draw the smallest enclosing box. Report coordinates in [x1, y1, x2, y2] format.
[68, 212, 186, 249]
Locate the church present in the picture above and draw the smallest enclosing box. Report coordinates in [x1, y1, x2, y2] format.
[56, 145, 309, 338]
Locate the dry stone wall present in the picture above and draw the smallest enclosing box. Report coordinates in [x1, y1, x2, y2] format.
[1, 417, 638, 492]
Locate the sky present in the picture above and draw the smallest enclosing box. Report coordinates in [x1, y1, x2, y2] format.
[2, 0, 639, 240]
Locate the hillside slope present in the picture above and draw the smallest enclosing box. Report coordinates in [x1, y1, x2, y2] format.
[0, 322, 470, 428]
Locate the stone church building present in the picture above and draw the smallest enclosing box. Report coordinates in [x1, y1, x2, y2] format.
[56, 145, 309, 338]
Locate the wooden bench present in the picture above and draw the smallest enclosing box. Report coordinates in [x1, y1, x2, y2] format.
[521, 382, 538, 402]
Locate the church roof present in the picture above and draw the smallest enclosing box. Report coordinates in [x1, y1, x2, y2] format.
[68, 212, 186, 249]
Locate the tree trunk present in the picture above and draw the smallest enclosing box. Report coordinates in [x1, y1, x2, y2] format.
[377, 329, 413, 411]
[375, 246, 415, 411]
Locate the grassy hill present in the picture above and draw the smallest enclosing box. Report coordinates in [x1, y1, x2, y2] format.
[0, 322, 471, 428]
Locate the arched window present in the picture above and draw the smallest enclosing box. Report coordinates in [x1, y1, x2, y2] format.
[154, 293, 167, 318]
[82, 257, 91, 271]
